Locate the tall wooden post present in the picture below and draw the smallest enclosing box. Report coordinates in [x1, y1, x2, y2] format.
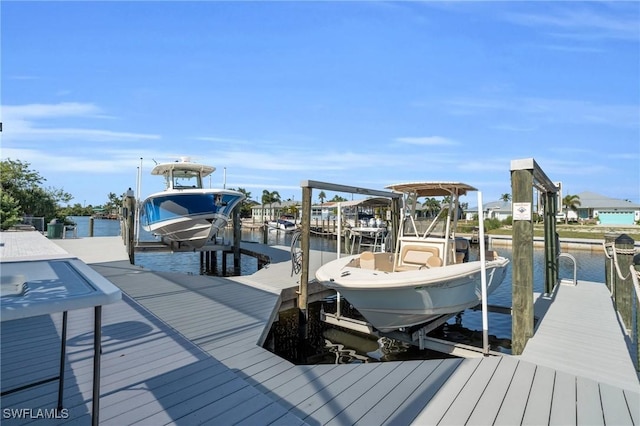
[299, 186, 312, 319]
[604, 232, 618, 292]
[233, 207, 241, 276]
[634, 254, 640, 371]
[543, 191, 558, 293]
[511, 168, 534, 355]
[89, 216, 95, 237]
[614, 234, 635, 333]
[124, 193, 136, 265]
[262, 222, 268, 244]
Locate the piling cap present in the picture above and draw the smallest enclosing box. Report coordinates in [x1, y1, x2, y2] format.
[614, 234, 635, 245]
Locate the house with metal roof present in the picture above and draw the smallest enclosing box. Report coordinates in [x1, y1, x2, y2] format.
[466, 192, 640, 225]
[573, 191, 640, 225]
[464, 200, 512, 222]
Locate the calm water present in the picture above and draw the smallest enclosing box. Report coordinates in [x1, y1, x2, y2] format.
[67, 215, 608, 352]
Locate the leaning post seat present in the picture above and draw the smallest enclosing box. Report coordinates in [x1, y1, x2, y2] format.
[396, 243, 443, 270]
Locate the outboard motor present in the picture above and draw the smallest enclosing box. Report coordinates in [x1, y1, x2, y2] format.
[455, 237, 470, 263]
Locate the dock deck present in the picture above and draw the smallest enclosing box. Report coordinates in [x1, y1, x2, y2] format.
[1, 233, 638, 425]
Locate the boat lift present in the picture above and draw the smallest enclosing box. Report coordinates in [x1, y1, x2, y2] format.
[316, 188, 505, 358]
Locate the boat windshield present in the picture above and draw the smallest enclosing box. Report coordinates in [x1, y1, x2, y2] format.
[169, 170, 203, 189]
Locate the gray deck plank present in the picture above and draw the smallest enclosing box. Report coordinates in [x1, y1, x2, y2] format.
[522, 281, 640, 392]
[0, 287, 306, 426]
[600, 383, 636, 426]
[302, 362, 402, 424]
[576, 376, 605, 426]
[550, 371, 577, 425]
[385, 358, 463, 425]
[271, 363, 367, 414]
[522, 364, 555, 425]
[355, 360, 441, 426]
[626, 388, 640, 425]
[493, 360, 537, 426]
[332, 360, 424, 426]
[465, 356, 519, 425]
[410, 358, 482, 425]
[438, 356, 502, 425]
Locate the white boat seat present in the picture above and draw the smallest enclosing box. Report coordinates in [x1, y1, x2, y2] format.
[360, 251, 376, 270]
[399, 244, 442, 269]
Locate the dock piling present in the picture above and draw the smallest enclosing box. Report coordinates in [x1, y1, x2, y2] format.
[613, 234, 635, 334]
[510, 158, 559, 355]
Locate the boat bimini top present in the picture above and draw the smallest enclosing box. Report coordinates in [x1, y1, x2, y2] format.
[385, 182, 478, 268]
[385, 182, 477, 197]
[151, 157, 216, 190]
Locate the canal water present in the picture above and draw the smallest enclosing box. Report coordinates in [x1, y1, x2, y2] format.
[68, 216, 608, 362]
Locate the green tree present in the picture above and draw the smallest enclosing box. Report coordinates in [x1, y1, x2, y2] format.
[500, 193, 512, 202]
[318, 191, 327, 204]
[261, 190, 281, 221]
[0, 192, 21, 229]
[103, 192, 121, 216]
[0, 159, 72, 228]
[562, 194, 581, 224]
[230, 187, 253, 218]
[329, 195, 348, 202]
[422, 197, 441, 218]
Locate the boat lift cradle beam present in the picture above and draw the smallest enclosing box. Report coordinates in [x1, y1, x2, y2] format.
[321, 309, 505, 358]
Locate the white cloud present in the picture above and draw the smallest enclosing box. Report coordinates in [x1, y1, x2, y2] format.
[503, 6, 640, 42]
[2, 102, 161, 143]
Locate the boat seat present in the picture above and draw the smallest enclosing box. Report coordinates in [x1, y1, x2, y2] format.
[399, 244, 442, 269]
[485, 250, 499, 261]
[360, 251, 376, 270]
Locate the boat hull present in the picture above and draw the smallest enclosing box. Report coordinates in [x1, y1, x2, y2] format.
[315, 255, 509, 332]
[267, 219, 297, 232]
[140, 189, 244, 248]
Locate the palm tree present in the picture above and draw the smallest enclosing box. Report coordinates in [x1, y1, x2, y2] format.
[562, 194, 581, 224]
[500, 193, 512, 202]
[422, 197, 441, 218]
[318, 191, 327, 205]
[262, 190, 281, 221]
[230, 187, 252, 218]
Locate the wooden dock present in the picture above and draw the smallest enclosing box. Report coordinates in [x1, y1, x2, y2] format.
[1, 232, 638, 425]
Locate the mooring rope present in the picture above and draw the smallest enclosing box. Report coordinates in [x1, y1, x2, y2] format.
[602, 241, 637, 281]
[631, 265, 640, 304]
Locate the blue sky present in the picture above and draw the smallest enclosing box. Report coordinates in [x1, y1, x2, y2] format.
[2, 1, 639, 208]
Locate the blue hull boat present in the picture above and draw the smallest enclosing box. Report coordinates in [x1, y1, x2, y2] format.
[139, 158, 245, 248]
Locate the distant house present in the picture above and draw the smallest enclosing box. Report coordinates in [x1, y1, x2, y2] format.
[465, 192, 640, 225]
[465, 200, 512, 222]
[573, 191, 640, 225]
[251, 200, 300, 222]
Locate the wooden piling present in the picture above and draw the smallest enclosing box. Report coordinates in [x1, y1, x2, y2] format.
[604, 232, 618, 292]
[233, 208, 241, 276]
[613, 234, 635, 333]
[124, 190, 136, 265]
[89, 216, 94, 237]
[511, 168, 534, 355]
[299, 186, 312, 318]
[542, 191, 558, 293]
